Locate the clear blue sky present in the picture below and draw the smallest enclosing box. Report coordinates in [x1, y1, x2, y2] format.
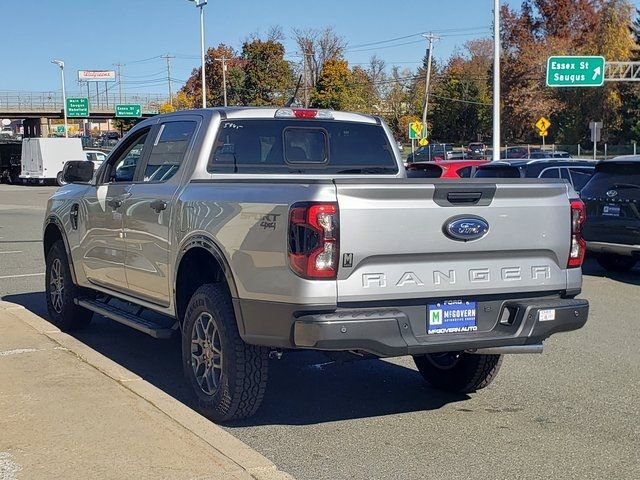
[1, 0, 638, 95]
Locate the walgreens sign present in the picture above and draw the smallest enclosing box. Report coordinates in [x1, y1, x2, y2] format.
[78, 70, 116, 82]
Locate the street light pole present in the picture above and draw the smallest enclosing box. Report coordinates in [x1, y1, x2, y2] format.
[492, 0, 501, 160]
[188, 0, 208, 109]
[51, 59, 68, 138]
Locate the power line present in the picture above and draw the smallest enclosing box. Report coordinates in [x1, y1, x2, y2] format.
[121, 55, 164, 65]
[121, 70, 166, 79]
[348, 26, 489, 49]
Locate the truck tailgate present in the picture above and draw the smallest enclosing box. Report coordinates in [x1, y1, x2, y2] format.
[335, 179, 572, 302]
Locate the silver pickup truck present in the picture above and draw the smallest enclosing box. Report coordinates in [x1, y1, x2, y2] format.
[43, 107, 589, 422]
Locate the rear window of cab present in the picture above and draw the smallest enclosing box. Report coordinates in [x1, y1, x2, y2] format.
[208, 119, 398, 174]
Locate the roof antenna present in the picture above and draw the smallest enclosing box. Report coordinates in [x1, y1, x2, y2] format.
[285, 75, 303, 107]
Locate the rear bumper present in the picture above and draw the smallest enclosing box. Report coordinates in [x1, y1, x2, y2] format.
[19, 174, 46, 179]
[236, 295, 588, 357]
[587, 241, 640, 257]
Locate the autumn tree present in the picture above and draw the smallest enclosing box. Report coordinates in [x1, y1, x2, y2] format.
[159, 91, 196, 113]
[382, 67, 413, 139]
[292, 27, 347, 105]
[310, 59, 353, 110]
[181, 44, 245, 108]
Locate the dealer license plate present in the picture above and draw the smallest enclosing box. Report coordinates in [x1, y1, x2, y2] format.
[427, 300, 478, 334]
[602, 204, 620, 217]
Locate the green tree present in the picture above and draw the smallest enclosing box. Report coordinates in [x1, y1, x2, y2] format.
[241, 38, 293, 106]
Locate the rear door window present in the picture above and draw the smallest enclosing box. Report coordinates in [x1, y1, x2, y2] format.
[456, 166, 473, 178]
[540, 168, 560, 178]
[474, 165, 521, 178]
[209, 119, 397, 174]
[141, 121, 196, 182]
[568, 167, 594, 191]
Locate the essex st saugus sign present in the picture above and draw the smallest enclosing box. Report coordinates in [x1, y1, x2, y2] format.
[546, 56, 605, 87]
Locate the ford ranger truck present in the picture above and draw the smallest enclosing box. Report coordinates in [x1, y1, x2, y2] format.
[43, 107, 589, 422]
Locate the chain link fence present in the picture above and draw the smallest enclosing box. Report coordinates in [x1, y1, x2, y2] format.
[0, 91, 167, 113]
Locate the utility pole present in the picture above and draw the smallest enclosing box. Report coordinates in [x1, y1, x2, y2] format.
[302, 52, 308, 108]
[492, 0, 501, 160]
[162, 54, 175, 107]
[114, 63, 124, 104]
[421, 33, 439, 136]
[215, 57, 228, 106]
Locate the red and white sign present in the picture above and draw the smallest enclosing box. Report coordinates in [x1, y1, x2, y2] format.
[78, 70, 116, 82]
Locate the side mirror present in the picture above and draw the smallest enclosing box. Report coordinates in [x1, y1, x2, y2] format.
[62, 161, 94, 184]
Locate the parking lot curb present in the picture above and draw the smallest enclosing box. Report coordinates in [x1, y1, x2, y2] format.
[1, 301, 294, 480]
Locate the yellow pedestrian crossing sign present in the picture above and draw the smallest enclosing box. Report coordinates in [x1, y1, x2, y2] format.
[409, 121, 427, 140]
[535, 117, 551, 133]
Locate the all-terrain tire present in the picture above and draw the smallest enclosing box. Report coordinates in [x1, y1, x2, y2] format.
[45, 240, 93, 330]
[181, 283, 269, 422]
[413, 352, 503, 393]
[597, 254, 636, 273]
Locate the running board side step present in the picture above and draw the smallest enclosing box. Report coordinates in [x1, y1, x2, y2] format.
[76, 298, 177, 339]
[466, 344, 543, 355]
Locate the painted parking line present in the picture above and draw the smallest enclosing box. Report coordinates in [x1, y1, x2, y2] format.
[0, 251, 22, 255]
[0, 273, 45, 280]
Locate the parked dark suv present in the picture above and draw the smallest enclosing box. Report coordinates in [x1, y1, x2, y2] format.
[474, 159, 596, 193]
[581, 157, 640, 272]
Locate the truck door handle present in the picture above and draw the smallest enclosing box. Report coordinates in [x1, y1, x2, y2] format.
[107, 198, 123, 209]
[149, 200, 167, 213]
[446, 192, 482, 204]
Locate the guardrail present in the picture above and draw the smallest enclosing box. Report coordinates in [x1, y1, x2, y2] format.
[0, 91, 167, 114]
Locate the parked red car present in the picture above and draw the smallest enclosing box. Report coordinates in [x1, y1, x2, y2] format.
[406, 160, 489, 178]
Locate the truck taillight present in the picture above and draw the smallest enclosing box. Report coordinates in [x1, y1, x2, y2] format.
[568, 199, 586, 268]
[288, 202, 339, 279]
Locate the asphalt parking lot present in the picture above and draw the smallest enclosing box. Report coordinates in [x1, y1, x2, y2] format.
[0, 184, 639, 480]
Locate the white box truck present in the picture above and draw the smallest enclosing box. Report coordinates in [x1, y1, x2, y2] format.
[20, 138, 86, 185]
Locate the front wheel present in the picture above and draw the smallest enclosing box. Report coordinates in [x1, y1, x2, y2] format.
[181, 283, 269, 422]
[413, 352, 502, 394]
[597, 254, 636, 272]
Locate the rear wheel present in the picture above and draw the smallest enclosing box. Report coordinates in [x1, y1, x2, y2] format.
[181, 283, 269, 422]
[56, 171, 66, 187]
[597, 254, 636, 272]
[45, 240, 93, 330]
[413, 352, 502, 393]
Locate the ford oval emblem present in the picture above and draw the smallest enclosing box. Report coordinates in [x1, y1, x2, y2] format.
[444, 216, 489, 241]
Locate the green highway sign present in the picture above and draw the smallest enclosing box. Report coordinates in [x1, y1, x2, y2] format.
[115, 104, 142, 118]
[546, 56, 605, 87]
[66, 97, 89, 117]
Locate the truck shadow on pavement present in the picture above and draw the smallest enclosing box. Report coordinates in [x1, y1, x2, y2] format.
[581, 257, 640, 286]
[3, 291, 469, 426]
